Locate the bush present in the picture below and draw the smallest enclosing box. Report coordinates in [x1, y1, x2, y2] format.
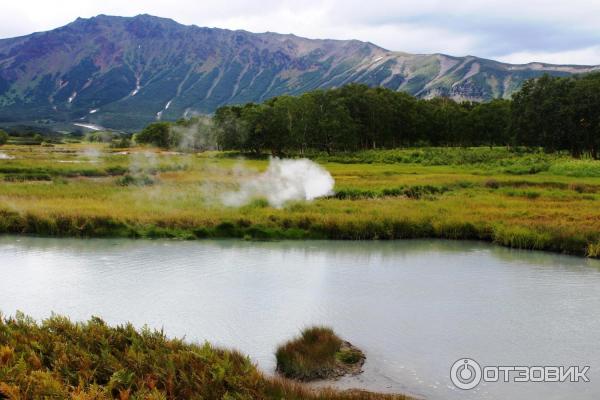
[33, 134, 43, 145]
[0, 314, 401, 400]
[85, 131, 116, 143]
[115, 174, 155, 186]
[485, 179, 500, 189]
[110, 137, 131, 149]
[4, 173, 52, 182]
[588, 241, 600, 258]
[135, 122, 175, 149]
[0, 130, 8, 145]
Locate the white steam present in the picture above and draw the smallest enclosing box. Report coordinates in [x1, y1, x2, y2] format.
[171, 118, 216, 152]
[222, 158, 334, 208]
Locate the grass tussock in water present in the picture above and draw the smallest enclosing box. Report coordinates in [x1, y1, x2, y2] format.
[275, 326, 365, 381]
[0, 314, 408, 400]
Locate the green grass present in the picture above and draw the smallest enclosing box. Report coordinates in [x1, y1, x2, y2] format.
[335, 348, 364, 365]
[0, 313, 406, 400]
[1, 144, 600, 256]
[116, 174, 156, 187]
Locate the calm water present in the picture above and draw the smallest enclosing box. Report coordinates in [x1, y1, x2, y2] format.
[1, 237, 599, 400]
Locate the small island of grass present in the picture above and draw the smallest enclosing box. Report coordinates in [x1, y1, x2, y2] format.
[0, 314, 409, 400]
[276, 326, 366, 381]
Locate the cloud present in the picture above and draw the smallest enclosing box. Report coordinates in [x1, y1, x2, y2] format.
[496, 46, 600, 66]
[0, 0, 599, 65]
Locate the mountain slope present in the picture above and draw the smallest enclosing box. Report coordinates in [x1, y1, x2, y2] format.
[0, 14, 598, 131]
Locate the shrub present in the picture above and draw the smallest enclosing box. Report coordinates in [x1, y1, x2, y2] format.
[568, 183, 590, 193]
[110, 137, 131, 149]
[4, 173, 52, 182]
[587, 241, 600, 258]
[0, 315, 402, 400]
[115, 174, 155, 186]
[135, 122, 176, 149]
[485, 179, 500, 189]
[0, 130, 9, 145]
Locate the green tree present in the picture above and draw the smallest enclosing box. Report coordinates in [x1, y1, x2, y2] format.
[571, 73, 600, 158]
[468, 99, 511, 146]
[241, 103, 270, 154]
[511, 75, 575, 153]
[214, 106, 247, 150]
[0, 129, 8, 145]
[135, 122, 174, 148]
[307, 90, 356, 154]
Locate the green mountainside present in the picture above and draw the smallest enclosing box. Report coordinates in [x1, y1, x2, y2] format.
[0, 14, 598, 131]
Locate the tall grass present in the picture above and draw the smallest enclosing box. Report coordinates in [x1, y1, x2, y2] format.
[275, 326, 363, 381]
[0, 313, 408, 400]
[1, 144, 600, 257]
[548, 159, 600, 177]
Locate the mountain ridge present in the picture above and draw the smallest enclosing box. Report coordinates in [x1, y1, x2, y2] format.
[0, 14, 598, 131]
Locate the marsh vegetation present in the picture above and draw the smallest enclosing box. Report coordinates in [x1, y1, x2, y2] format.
[276, 327, 365, 381]
[0, 144, 599, 256]
[0, 313, 406, 400]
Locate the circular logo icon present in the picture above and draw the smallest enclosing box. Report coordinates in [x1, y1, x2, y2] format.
[450, 358, 482, 390]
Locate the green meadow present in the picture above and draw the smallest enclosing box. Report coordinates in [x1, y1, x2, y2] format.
[1, 144, 600, 257]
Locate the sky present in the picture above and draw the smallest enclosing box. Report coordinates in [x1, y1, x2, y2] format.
[1, 0, 600, 65]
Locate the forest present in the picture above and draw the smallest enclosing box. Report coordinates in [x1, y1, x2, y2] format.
[164, 73, 600, 158]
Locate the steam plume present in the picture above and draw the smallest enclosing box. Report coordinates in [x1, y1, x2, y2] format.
[222, 158, 334, 208]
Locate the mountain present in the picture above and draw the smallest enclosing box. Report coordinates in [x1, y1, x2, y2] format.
[0, 14, 598, 131]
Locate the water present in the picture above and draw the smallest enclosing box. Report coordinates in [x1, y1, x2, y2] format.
[1, 237, 599, 400]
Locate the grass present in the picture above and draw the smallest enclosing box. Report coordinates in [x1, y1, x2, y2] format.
[275, 327, 364, 381]
[0, 313, 407, 400]
[1, 144, 600, 256]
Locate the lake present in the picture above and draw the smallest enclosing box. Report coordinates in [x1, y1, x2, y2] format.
[0, 237, 599, 399]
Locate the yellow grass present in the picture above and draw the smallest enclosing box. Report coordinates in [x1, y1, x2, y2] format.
[0, 144, 599, 256]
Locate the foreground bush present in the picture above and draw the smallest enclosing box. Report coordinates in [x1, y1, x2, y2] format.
[0, 314, 405, 400]
[276, 327, 365, 381]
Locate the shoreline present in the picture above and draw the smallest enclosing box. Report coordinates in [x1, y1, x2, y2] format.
[1, 145, 600, 260]
[0, 214, 596, 259]
[0, 313, 412, 400]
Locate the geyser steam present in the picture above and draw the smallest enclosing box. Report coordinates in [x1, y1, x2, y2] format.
[223, 158, 334, 208]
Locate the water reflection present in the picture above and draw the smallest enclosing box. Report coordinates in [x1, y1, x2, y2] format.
[0, 236, 599, 400]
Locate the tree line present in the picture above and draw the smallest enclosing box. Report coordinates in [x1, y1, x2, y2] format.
[135, 73, 600, 158]
[512, 73, 600, 158]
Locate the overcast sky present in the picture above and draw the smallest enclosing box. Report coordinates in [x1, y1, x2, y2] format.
[1, 0, 599, 65]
